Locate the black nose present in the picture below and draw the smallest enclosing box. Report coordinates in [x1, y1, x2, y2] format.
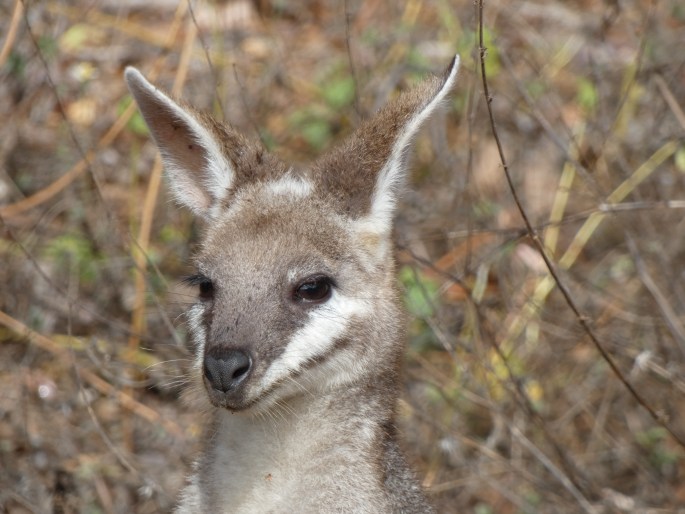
[203, 347, 252, 393]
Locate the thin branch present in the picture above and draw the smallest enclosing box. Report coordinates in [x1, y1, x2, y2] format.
[0, 0, 23, 68]
[476, 0, 685, 449]
[344, 0, 361, 118]
[654, 74, 685, 134]
[232, 63, 267, 147]
[20, 0, 110, 219]
[625, 233, 685, 358]
[511, 426, 598, 514]
[187, 0, 225, 121]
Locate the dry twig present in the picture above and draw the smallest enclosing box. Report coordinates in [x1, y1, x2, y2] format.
[476, 0, 685, 449]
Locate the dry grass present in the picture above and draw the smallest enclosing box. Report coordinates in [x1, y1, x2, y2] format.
[1, 0, 685, 512]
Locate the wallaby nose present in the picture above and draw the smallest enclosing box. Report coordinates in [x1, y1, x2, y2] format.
[203, 347, 252, 393]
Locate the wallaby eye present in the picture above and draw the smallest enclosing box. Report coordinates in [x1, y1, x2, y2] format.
[183, 274, 214, 301]
[294, 276, 333, 304]
[198, 279, 214, 300]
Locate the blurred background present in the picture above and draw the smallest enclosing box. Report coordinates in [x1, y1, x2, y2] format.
[1, 0, 685, 512]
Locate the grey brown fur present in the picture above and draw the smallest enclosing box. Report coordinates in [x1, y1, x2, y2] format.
[125, 55, 460, 513]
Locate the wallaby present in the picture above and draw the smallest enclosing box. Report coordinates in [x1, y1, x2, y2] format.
[125, 54, 460, 513]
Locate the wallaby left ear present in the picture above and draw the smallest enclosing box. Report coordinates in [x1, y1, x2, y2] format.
[314, 55, 460, 239]
[124, 67, 237, 219]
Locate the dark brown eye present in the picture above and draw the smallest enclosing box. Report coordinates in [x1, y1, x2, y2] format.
[183, 274, 214, 301]
[198, 279, 214, 300]
[294, 276, 333, 303]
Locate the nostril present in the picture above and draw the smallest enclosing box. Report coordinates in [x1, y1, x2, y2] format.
[203, 348, 252, 393]
[232, 363, 249, 380]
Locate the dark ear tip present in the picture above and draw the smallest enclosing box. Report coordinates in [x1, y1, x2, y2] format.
[442, 54, 461, 82]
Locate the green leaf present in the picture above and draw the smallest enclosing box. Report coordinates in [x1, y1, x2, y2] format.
[43, 233, 99, 284]
[675, 146, 685, 173]
[399, 266, 439, 318]
[6, 52, 26, 76]
[577, 77, 598, 113]
[119, 98, 149, 136]
[37, 35, 58, 61]
[60, 24, 91, 52]
[300, 119, 331, 151]
[322, 76, 356, 110]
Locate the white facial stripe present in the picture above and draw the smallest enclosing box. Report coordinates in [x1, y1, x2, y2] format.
[260, 291, 368, 389]
[368, 55, 461, 234]
[265, 174, 313, 198]
[187, 303, 207, 370]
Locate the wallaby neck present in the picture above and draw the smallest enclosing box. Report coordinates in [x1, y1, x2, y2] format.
[191, 378, 400, 513]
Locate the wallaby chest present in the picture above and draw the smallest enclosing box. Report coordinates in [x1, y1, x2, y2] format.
[186, 402, 391, 513]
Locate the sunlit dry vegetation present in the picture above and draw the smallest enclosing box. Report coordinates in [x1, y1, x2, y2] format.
[1, 0, 685, 512]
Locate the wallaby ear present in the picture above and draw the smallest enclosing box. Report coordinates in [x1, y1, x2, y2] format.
[124, 67, 235, 219]
[368, 55, 460, 232]
[314, 55, 460, 241]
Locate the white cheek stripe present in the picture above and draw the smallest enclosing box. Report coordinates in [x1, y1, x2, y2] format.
[261, 291, 368, 388]
[187, 303, 207, 370]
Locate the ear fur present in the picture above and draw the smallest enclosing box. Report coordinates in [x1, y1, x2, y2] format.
[367, 55, 460, 234]
[124, 67, 236, 219]
[126, 57, 459, 229]
[313, 56, 460, 241]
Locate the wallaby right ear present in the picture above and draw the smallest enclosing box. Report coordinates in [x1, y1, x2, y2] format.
[124, 67, 235, 219]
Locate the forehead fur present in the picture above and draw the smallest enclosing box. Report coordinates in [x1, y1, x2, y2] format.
[197, 183, 353, 272]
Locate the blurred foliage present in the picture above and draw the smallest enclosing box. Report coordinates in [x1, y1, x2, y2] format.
[675, 146, 685, 173]
[636, 427, 683, 468]
[321, 74, 356, 110]
[2, 0, 685, 512]
[289, 105, 332, 151]
[399, 265, 443, 352]
[576, 77, 598, 114]
[400, 265, 439, 319]
[119, 98, 149, 136]
[43, 233, 100, 285]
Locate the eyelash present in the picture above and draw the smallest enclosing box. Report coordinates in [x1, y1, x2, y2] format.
[183, 274, 214, 300]
[183, 274, 204, 285]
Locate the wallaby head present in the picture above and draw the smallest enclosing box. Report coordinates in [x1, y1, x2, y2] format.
[124, 57, 459, 416]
